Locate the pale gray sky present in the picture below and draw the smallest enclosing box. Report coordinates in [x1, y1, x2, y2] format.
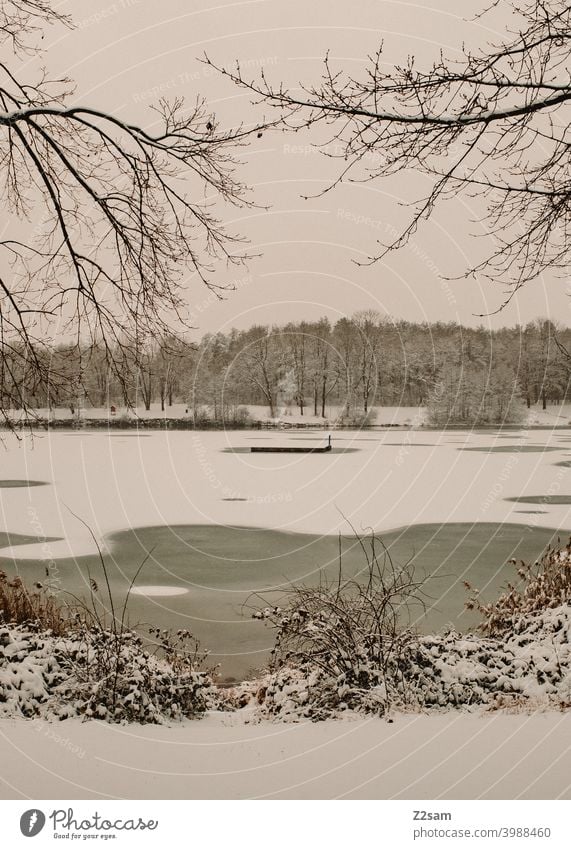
[31, 0, 571, 334]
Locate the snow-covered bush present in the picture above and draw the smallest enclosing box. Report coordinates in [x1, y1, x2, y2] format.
[250, 603, 571, 721]
[0, 623, 69, 718]
[249, 537, 571, 721]
[465, 537, 571, 635]
[56, 625, 217, 722]
[0, 623, 218, 723]
[250, 532, 425, 719]
[0, 551, 219, 723]
[402, 605, 571, 711]
[336, 407, 377, 428]
[224, 405, 252, 427]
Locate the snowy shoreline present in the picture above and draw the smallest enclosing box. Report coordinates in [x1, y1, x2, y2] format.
[2, 400, 571, 430]
[2, 601, 571, 721]
[3, 622, 571, 801]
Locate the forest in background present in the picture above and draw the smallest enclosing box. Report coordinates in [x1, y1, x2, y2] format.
[4, 313, 571, 426]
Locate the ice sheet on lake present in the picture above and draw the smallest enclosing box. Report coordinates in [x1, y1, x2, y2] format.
[1, 428, 571, 560]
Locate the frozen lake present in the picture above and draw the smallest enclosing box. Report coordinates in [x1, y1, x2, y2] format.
[1, 427, 571, 679]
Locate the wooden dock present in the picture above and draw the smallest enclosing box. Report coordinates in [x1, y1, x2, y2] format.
[250, 444, 332, 453]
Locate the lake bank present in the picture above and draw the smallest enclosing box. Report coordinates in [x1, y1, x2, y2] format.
[2, 401, 571, 431]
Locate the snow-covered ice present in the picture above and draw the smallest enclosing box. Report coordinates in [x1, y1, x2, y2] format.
[1, 425, 571, 562]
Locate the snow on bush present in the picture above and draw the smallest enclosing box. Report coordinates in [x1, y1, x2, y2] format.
[0, 624, 67, 717]
[335, 408, 378, 428]
[4, 535, 571, 725]
[250, 604, 571, 720]
[465, 538, 571, 634]
[246, 537, 571, 721]
[0, 623, 218, 723]
[246, 532, 425, 720]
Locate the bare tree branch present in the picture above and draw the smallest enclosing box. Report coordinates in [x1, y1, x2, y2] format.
[208, 0, 571, 296]
[0, 1, 265, 423]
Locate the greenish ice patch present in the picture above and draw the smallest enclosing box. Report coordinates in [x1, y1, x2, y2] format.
[506, 495, 571, 505]
[461, 446, 562, 453]
[0, 480, 48, 488]
[0, 531, 61, 550]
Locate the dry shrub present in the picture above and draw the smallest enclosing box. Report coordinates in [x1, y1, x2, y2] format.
[465, 537, 571, 636]
[0, 570, 69, 634]
[251, 531, 426, 717]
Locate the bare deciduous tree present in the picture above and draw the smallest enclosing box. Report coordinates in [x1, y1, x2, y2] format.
[0, 0, 259, 423]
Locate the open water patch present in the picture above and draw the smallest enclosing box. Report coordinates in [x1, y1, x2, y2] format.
[0, 531, 61, 554]
[0, 480, 48, 488]
[461, 445, 561, 454]
[506, 495, 571, 505]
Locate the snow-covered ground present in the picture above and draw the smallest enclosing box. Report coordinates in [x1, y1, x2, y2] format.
[526, 403, 571, 427]
[6, 402, 423, 425]
[1, 711, 570, 799]
[8, 400, 571, 426]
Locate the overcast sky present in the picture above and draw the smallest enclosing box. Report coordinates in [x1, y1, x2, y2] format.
[32, 0, 571, 336]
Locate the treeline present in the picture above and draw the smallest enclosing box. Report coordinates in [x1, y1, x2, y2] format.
[3, 313, 571, 425]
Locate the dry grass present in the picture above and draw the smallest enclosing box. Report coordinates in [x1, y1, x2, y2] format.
[465, 536, 571, 636]
[0, 570, 71, 634]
